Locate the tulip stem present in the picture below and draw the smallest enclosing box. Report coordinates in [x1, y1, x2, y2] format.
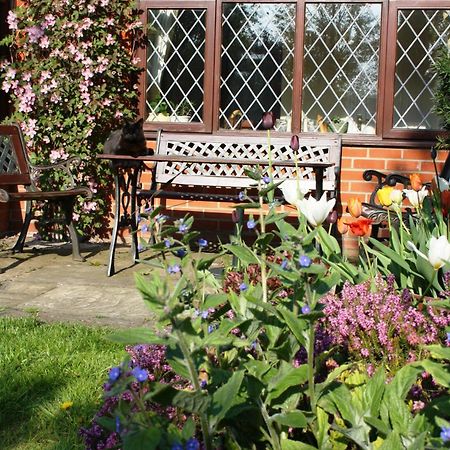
[418, 271, 436, 304]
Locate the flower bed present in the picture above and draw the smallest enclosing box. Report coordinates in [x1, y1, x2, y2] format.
[82, 122, 450, 449]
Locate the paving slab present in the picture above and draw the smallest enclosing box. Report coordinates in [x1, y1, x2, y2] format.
[0, 237, 157, 327]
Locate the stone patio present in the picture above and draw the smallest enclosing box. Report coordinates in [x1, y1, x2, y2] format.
[0, 236, 156, 327]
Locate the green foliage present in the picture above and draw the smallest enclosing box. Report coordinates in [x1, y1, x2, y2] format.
[434, 47, 450, 148]
[0, 0, 145, 237]
[102, 167, 450, 448]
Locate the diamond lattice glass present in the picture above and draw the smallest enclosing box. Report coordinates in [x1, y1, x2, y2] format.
[220, 3, 296, 131]
[302, 3, 381, 134]
[146, 9, 206, 124]
[394, 9, 450, 130]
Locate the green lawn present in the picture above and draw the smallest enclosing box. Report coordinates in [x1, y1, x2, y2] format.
[0, 316, 126, 450]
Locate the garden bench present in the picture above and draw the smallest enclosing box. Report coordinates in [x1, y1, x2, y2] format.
[361, 149, 450, 236]
[100, 131, 342, 275]
[0, 123, 93, 261]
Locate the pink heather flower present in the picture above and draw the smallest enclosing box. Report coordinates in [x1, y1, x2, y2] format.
[23, 72, 32, 82]
[72, 213, 80, 221]
[1, 80, 12, 93]
[42, 14, 56, 29]
[105, 18, 114, 26]
[39, 72, 50, 84]
[83, 201, 97, 212]
[81, 67, 94, 80]
[412, 401, 425, 413]
[6, 11, 18, 30]
[105, 34, 115, 45]
[39, 36, 50, 49]
[115, 111, 123, 119]
[27, 25, 44, 43]
[366, 364, 375, 377]
[102, 98, 112, 106]
[321, 276, 449, 370]
[87, 4, 95, 13]
[5, 68, 16, 79]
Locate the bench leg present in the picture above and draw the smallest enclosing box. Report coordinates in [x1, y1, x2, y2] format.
[12, 200, 33, 253]
[107, 171, 122, 276]
[61, 198, 85, 262]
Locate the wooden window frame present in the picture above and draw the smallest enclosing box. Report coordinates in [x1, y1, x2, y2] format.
[138, 0, 449, 144]
[138, 0, 216, 133]
[382, 0, 450, 140]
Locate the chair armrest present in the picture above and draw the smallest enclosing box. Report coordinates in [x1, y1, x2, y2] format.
[28, 156, 83, 190]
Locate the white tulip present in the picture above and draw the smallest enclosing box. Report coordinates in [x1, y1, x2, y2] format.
[406, 235, 450, 270]
[390, 189, 403, 205]
[297, 192, 336, 227]
[403, 186, 428, 208]
[280, 179, 310, 208]
[435, 176, 450, 191]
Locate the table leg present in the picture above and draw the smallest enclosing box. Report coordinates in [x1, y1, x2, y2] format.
[314, 167, 325, 200]
[130, 166, 140, 263]
[107, 170, 121, 277]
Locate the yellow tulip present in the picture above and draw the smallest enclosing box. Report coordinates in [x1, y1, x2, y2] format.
[377, 186, 394, 207]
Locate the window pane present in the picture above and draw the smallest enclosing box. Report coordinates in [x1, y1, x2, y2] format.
[220, 3, 296, 131]
[302, 3, 381, 134]
[146, 9, 206, 124]
[394, 9, 450, 130]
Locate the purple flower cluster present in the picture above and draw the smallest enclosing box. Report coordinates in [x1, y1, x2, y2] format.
[80, 344, 189, 450]
[321, 276, 450, 368]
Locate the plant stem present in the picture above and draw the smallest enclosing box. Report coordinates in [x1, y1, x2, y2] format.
[418, 270, 436, 304]
[172, 322, 212, 449]
[305, 283, 316, 414]
[259, 194, 268, 303]
[258, 397, 281, 450]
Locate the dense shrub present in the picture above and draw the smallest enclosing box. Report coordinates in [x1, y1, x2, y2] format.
[0, 0, 145, 237]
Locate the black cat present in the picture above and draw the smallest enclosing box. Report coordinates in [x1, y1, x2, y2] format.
[103, 118, 149, 157]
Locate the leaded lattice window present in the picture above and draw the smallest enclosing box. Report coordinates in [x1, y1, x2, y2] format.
[146, 9, 206, 124]
[302, 3, 381, 135]
[220, 3, 296, 131]
[393, 9, 450, 130]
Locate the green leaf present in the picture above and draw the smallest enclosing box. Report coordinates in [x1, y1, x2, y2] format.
[109, 327, 168, 345]
[414, 359, 450, 388]
[423, 345, 450, 360]
[271, 411, 308, 428]
[363, 368, 385, 418]
[203, 293, 228, 309]
[281, 440, 317, 450]
[122, 428, 161, 450]
[223, 244, 259, 265]
[378, 430, 401, 450]
[369, 238, 411, 271]
[209, 370, 245, 430]
[267, 364, 308, 402]
[277, 307, 308, 347]
[181, 417, 196, 440]
[363, 416, 390, 437]
[317, 226, 341, 256]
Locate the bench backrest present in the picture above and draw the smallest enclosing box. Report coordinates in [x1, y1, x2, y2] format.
[0, 124, 31, 187]
[154, 132, 341, 193]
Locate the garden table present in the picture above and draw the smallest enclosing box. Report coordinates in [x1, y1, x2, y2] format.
[98, 153, 334, 276]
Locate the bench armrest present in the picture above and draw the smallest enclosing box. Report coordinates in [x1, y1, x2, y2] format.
[28, 156, 84, 190]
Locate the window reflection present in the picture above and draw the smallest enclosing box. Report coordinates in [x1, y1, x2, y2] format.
[394, 9, 450, 130]
[302, 3, 381, 134]
[220, 3, 296, 131]
[146, 9, 206, 124]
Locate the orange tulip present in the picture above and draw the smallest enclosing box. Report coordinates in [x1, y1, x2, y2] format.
[345, 218, 372, 237]
[337, 217, 349, 234]
[410, 173, 423, 191]
[347, 197, 362, 218]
